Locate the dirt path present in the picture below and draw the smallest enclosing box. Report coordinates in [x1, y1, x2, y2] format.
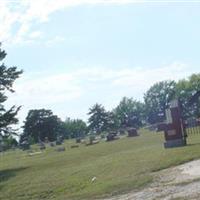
[103, 160, 200, 200]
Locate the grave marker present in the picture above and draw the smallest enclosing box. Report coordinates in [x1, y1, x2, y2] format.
[157, 99, 187, 148]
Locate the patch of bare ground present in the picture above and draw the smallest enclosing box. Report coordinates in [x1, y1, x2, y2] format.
[102, 160, 200, 200]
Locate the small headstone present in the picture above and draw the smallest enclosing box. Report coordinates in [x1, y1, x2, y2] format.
[56, 136, 63, 145]
[127, 128, 138, 137]
[76, 138, 81, 143]
[89, 135, 96, 144]
[81, 139, 86, 144]
[49, 142, 56, 147]
[39, 142, 46, 150]
[106, 132, 117, 142]
[44, 137, 49, 143]
[56, 140, 62, 145]
[0, 145, 3, 152]
[56, 147, 65, 152]
[28, 151, 42, 156]
[20, 141, 30, 151]
[40, 145, 46, 150]
[71, 145, 79, 148]
[92, 140, 100, 145]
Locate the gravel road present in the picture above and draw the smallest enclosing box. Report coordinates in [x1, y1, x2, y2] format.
[102, 160, 200, 200]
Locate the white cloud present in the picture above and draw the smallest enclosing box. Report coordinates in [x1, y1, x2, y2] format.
[29, 31, 43, 39]
[0, 0, 141, 46]
[0, 1, 21, 43]
[45, 36, 66, 47]
[9, 73, 83, 106]
[111, 62, 189, 88]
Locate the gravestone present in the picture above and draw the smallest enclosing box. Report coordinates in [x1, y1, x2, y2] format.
[44, 137, 49, 143]
[89, 135, 95, 144]
[157, 99, 187, 148]
[56, 146, 66, 152]
[76, 138, 81, 143]
[0, 136, 3, 152]
[106, 132, 119, 142]
[71, 144, 79, 148]
[127, 127, 139, 137]
[49, 142, 56, 147]
[20, 140, 30, 151]
[56, 136, 63, 145]
[39, 142, 46, 150]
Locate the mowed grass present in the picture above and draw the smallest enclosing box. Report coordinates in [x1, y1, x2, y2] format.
[1, 129, 200, 200]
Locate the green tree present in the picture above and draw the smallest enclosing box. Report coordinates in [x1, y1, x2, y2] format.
[0, 135, 18, 151]
[114, 97, 144, 128]
[176, 73, 200, 118]
[0, 43, 23, 136]
[104, 111, 120, 131]
[63, 118, 87, 139]
[189, 74, 200, 117]
[88, 103, 109, 134]
[23, 109, 64, 143]
[144, 81, 176, 124]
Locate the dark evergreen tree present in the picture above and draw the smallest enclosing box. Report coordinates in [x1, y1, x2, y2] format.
[0, 43, 23, 136]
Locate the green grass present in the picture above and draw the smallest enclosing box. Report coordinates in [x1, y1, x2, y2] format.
[1, 129, 200, 200]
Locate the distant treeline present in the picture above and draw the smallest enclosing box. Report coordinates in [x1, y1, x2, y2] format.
[18, 73, 200, 146]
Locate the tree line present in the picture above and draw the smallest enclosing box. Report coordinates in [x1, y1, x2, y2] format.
[0, 44, 200, 149]
[19, 75, 200, 145]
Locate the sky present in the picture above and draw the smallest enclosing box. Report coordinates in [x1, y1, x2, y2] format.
[1, 0, 200, 127]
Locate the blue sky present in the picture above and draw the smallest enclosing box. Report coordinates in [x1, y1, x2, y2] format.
[1, 0, 200, 125]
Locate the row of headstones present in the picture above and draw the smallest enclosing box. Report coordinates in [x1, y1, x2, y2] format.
[21, 128, 139, 152]
[48, 128, 139, 150]
[20, 136, 64, 151]
[38, 136, 65, 150]
[106, 128, 138, 141]
[75, 128, 139, 144]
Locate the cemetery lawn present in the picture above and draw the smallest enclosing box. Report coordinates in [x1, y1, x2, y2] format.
[1, 129, 200, 200]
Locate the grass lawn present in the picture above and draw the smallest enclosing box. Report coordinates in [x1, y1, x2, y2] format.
[1, 129, 200, 200]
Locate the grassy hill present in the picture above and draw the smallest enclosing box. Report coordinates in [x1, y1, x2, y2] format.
[1, 129, 200, 200]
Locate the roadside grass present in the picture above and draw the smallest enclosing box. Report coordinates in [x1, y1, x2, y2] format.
[1, 129, 200, 200]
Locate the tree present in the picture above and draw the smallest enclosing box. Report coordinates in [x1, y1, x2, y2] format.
[176, 73, 200, 119]
[88, 104, 109, 134]
[63, 118, 87, 139]
[0, 135, 18, 151]
[188, 74, 200, 117]
[22, 109, 64, 143]
[114, 97, 144, 129]
[104, 111, 120, 132]
[144, 81, 176, 124]
[0, 43, 23, 136]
